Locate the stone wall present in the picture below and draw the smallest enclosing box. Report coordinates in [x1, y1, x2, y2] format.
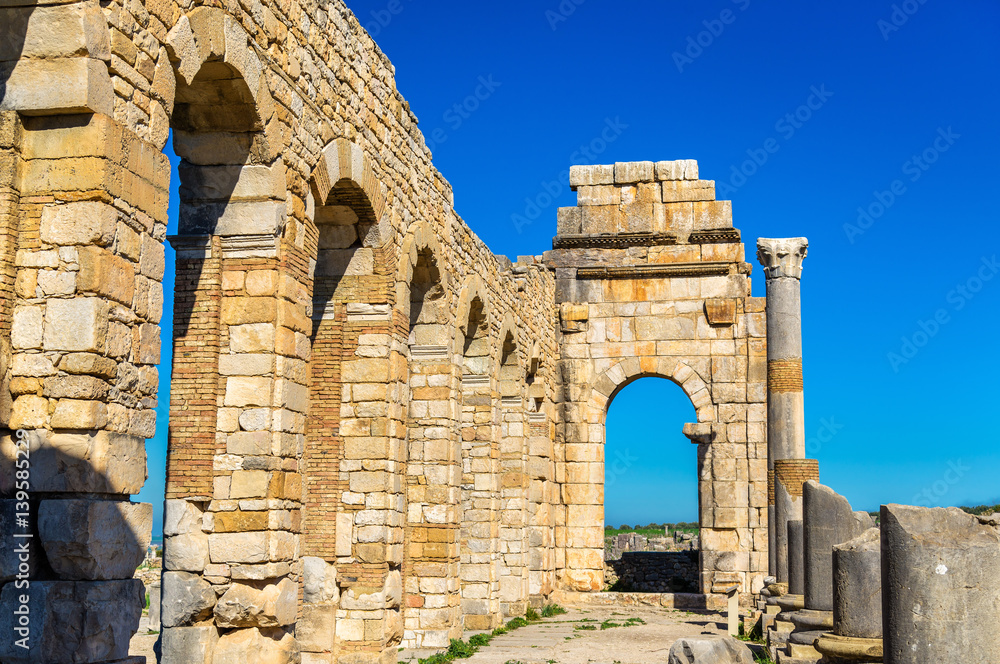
[607, 551, 700, 594]
[0, 0, 769, 662]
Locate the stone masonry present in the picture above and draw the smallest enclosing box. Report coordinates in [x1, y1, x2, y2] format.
[0, 2, 772, 663]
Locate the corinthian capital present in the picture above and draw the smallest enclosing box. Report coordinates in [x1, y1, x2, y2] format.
[756, 237, 809, 280]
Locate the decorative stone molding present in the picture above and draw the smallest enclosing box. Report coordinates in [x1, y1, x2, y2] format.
[219, 234, 279, 259]
[688, 229, 741, 244]
[345, 302, 391, 321]
[409, 344, 449, 360]
[552, 232, 678, 249]
[756, 237, 809, 280]
[576, 262, 731, 280]
[168, 235, 212, 260]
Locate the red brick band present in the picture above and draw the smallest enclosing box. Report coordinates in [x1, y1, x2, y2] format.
[768, 470, 775, 506]
[768, 359, 803, 393]
[774, 459, 819, 498]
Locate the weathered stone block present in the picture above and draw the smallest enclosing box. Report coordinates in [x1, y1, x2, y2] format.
[159, 625, 219, 664]
[0, 57, 114, 116]
[42, 297, 109, 352]
[160, 570, 217, 628]
[77, 246, 135, 305]
[39, 201, 117, 247]
[0, 579, 143, 664]
[212, 626, 300, 664]
[0, 430, 146, 494]
[214, 578, 297, 627]
[666, 635, 754, 663]
[38, 499, 151, 580]
[164, 532, 211, 572]
[209, 532, 269, 564]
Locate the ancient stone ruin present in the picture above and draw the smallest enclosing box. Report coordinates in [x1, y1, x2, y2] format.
[0, 1, 996, 663]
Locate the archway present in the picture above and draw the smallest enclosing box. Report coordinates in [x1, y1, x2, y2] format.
[604, 377, 700, 593]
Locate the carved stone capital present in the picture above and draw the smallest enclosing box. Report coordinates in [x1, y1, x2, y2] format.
[756, 237, 808, 279]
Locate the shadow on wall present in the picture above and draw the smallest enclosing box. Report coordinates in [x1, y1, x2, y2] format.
[0, 5, 35, 108]
[0, 429, 151, 662]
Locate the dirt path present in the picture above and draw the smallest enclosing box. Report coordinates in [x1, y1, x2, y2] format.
[400, 604, 731, 664]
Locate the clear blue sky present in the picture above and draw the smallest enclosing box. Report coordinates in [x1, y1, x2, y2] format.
[140, 0, 1000, 533]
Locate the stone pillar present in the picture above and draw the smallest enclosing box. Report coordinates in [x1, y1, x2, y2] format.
[815, 527, 882, 663]
[783, 481, 872, 663]
[787, 520, 804, 596]
[773, 458, 818, 583]
[881, 505, 1000, 664]
[756, 237, 808, 580]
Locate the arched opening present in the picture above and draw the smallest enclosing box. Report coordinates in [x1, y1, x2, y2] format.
[403, 242, 461, 649]
[457, 290, 502, 630]
[497, 328, 528, 617]
[603, 376, 700, 593]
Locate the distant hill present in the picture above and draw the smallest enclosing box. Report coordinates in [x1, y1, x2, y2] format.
[960, 503, 1000, 516]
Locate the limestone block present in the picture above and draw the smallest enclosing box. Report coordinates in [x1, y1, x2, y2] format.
[39, 201, 117, 247]
[666, 635, 754, 663]
[50, 398, 107, 429]
[0, 430, 146, 494]
[302, 556, 338, 604]
[11, 305, 43, 349]
[179, 162, 285, 201]
[164, 532, 211, 572]
[164, 498, 203, 536]
[556, 207, 582, 234]
[179, 200, 285, 236]
[160, 625, 219, 664]
[38, 499, 151, 580]
[209, 532, 269, 564]
[77, 246, 135, 305]
[615, 161, 654, 183]
[229, 323, 275, 352]
[211, 626, 300, 664]
[148, 581, 161, 631]
[161, 571, 217, 628]
[298, 604, 335, 652]
[42, 297, 109, 352]
[0, 579, 143, 664]
[0, 2, 110, 61]
[9, 394, 46, 428]
[0, 57, 114, 116]
[214, 578, 297, 627]
[569, 164, 614, 188]
[225, 376, 273, 407]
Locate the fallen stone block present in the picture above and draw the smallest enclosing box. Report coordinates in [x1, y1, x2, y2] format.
[0, 579, 143, 664]
[160, 570, 217, 628]
[38, 499, 151, 580]
[667, 635, 755, 664]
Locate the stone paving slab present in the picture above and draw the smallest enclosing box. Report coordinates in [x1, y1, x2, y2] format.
[399, 605, 731, 664]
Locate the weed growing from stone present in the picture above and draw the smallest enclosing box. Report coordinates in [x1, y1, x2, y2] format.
[541, 604, 567, 617]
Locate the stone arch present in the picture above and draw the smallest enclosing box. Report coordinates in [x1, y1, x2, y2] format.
[589, 358, 715, 424]
[311, 138, 390, 248]
[454, 274, 489, 355]
[165, 7, 277, 158]
[395, 219, 449, 335]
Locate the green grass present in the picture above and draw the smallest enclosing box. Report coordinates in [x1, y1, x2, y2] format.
[416, 604, 569, 664]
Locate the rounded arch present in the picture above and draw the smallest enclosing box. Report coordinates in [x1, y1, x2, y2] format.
[165, 7, 278, 160]
[454, 274, 489, 356]
[590, 358, 714, 423]
[310, 138, 390, 248]
[395, 220, 448, 320]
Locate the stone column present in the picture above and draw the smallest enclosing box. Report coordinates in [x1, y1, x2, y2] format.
[783, 481, 872, 663]
[756, 237, 808, 580]
[815, 527, 883, 663]
[787, 520, 804, 597]
[773, 459, 818, 583]
[881, 505, 1000, 664]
